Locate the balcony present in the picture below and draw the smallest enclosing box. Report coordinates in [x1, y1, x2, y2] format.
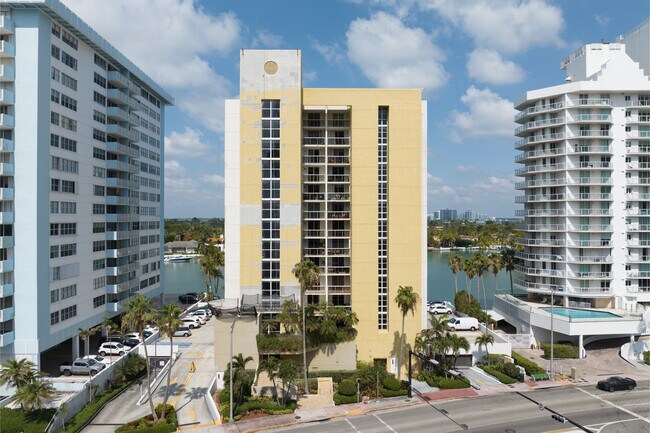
[128, 81, 140, 95]
[569, 113, 612, 122]
[0, 187, 13, 200]
[303, 155, 326, 165]
[571, 145, 612, 153]
[106, 141, 140, 158]
[328, 174, 350, 183]
[0, 89, 13, 104]
[515, 101, 564, 122]
[0, 162, 14, 175]
[524, 224, 565, 231]
[106, 123, 131, 139]
[626, 208, 650, 216]
[303, 229, 325, 238]
[516, 252, 565, 261]
[568, 130, 612, 139]
[328, 211, 350, 220]
[578, 208, 612, 216]
[0, 235, 13, 248]
[107, 106, 130, 122]
[0, 40, 14, 57]
[303, 174, 325, 184]
[515, 117, 566, 136]
[516, 238, 565, 247]
[106, 89, 129, 105]
[303, 211, 325, 220]
[569, 98, 611, 107]
[327, 193, 350, 201]
[627, 239, 650, 247]
[516, 209, 566, 217]
[570, 193, 611, 201]
[106, 159, 139, 174]
[515, 132, 565, 148]
[626, 131, 650, 139]
[0, 138, 13, 151]
[106, 195, 139, 206]
[515, 265, 565, 277]
[627, 161, 650, 169]
[106, 230, 131, 241]
[0, 16, 14, 34]
[625, 115, 650, 124]
[570, 177, 612, 185]
[626, 178, 650, 186]
[569, 224, 612, 232]
[627, 224, 650, 232]
[627, 271, 650, 278]
[107, 70, 129, 88]
[303, 193, 325, 201]
[0, 330, 14, 347]
[328, 137, 350, 147]
[0, 305, 14, 322]
[0, 259, 13, 273]
[106, 299, 129, 312]
[626, 146, 650, 154]
[515, 178, 566, 189]
[107, 177, 139, 189]
[515, 147, 566, 162]
[571, 240, 611, 248]
[0, 113, 14, 129]
[567, 255, 612, 263]
[567, 271, 611, 279]
[516, 193, 564, 203]
[106, 213, 139, 223]
[515, 163, 565, 175]
[626, 255, 650, 262]
[129, 128, 139, 142]
[568, 161, 611, 170]
[303, 137, 325, 146]
[0, 283, 13, 297]
[0, 212, 14, 224]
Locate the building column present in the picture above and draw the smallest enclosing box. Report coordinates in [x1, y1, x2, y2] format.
[72, 334, 79, 360]
[578, 334, 584, 359]
[563, 296, 569, 307]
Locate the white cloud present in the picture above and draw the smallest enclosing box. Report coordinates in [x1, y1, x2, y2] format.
[311, 39, 346, 64]
[450, 86, 516, 142]
[164, 160, 186, 176]
[466, 48, 524, 85]
[201, 174, 225, 186]
[421, 0, 564, 54]
[165, 127, 212, 157]
[428, 173, 443, 185]
[252, 29, 284, 48]
[61, 0, 240, 133]
[595, 15, 610, 27]
[346, 12, 447, 91]
[455, 164, 474, 173]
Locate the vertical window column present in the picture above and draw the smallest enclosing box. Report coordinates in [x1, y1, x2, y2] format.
[261, 100, 281, 307]
[378, 107, 388, 329]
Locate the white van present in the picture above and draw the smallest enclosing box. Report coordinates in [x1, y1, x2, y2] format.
[446, 317, 479, 332]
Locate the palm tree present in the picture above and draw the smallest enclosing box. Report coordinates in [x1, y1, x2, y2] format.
[13, 376, 54, 413]
[198, 242, 225, 297]
[463, 258, 476, 297]
[292, 259, 321, 395]
[157, 303, 184, 420]
[473, 253, 489, 318]
[500, 248, 517, 295]
[122, 295, 158, 422]
[277, 359, 299, 405]
[448, 254, 463, 295]
[78, 326, 100, 402]
[0, 358, 37, 390]
[276, 299, 299, 334]
[231, 353, 254, 404]
[103, 317, 118, 365]
[258, 357, 281, 405]
[394, 285, 419, 380]
[476, 333, 495, 356]
[488, 252, 502, 294]
[448, 334, 470, 368]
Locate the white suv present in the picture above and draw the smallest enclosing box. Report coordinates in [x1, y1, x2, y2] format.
[182, 317, 201, 329]
[98, 342, 126, 356]
[428, 304, 453, 315]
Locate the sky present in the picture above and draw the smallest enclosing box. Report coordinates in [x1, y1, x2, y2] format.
[60, 0, 650, 219]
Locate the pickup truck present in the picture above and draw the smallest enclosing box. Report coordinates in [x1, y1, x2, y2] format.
[60, 358, 106, 376]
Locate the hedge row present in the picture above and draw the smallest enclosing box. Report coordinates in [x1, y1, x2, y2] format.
[644, 350, 650, 365]
[0, 408, 56, 433]
[479, 365, 517, 384]
[438, 379, 470, 389]
[256, 334, 313, 353]
[542, 344, 579, 359]
[379, 387, 408, 397]
[511, 351, 545, 375]
[333, 392, 359, 405]
[115, 404, 176, 433]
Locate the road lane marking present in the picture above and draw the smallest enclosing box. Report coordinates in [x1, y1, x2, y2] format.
[348, 409, 362, 414]
[575, 387, 650, 424]
[373, 414, 397, 433]
[590, 417, 644, 433]
[345, 418, 361, 432]
[189, 408, 196, 421]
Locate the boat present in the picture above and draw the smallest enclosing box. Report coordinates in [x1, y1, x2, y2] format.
[165, 256, 191, 263]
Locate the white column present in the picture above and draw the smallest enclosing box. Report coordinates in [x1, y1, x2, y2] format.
[72, 335, 79, 360]
[578, 334, 584, 359]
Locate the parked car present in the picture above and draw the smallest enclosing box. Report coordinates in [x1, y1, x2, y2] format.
[81, 355, 112, 366]
[124, 333, 142, 342]
[446, 317, 479, 332]
[428, 304, 453, 315]
[189, 310, 209, 322]
[428, 300, 455, 310]
[182, 317, 201, 329]
[173, 326, 192, 337]
[178, 293, 199, 304]
[60, 358, 105, 376]
[194, 307, 212, 317]
[142, 330, 155, 339]
[597, 377, 637, 392]
[98, 342, 126, 356]
[122, 338, 140, 348]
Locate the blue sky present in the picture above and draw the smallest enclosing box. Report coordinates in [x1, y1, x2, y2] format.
[61, 0, 650, 219]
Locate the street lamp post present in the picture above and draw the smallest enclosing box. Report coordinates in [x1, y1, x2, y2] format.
[550, 287, 561, 380]
[229, 314, 240, 425]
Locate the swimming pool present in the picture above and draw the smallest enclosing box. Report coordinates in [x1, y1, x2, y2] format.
[540, 307, 622, 319]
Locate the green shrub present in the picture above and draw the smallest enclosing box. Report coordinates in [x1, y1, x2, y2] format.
[333, 392, 358, 405]
[115, 404, 176, 433]
[438, 378, 470, 389]
[233, 400, 296, 417]
[256, 334, 311, 353]
[502, 363, 521, 379]
[480, 365, 517, 384]
[0, 408, 56, 433]
[542, 344, 578, 359]
[337, 379, 357, 396]
[511, 351, 545, 375]
[482, 354, 505, 365]
[379, 387, 408, 397]
[644, 351, 650, 365]
[382, 376, 401, 391]
[308, 370, 357, 383]
[416, 370, 439, 387]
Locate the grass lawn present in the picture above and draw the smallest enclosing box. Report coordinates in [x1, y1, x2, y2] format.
[0, 408, 57, 433]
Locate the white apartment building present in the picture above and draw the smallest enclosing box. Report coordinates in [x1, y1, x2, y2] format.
[511, 20, 650, 315]
[0, 0, 172, 365]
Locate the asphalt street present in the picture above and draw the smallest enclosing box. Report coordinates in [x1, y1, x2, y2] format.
[270, 381, 650, 433]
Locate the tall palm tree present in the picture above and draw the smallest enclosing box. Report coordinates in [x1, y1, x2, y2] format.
[476, 333, 495, 356]
[157, 303, 184, 420]
[78, 326, 100, 402]
[473, 253, 489, 316]
[488, 252, 502, 294]
[13, 376, 54, 413]
[122, 295, 158, 422]
[448, 254, 463, 295]
[463, 258, 476, 297]
[394, 285, 419, 380]
[500, 248, 517, 295]
[231, 353, 254, 404]
[448, 334, 470, 368]
[0, 358, 37, 390]
[292, 259, 321, 395]
[103, 317, 118, 365]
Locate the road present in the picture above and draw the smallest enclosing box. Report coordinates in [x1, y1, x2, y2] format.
[269, 381, 650, 433]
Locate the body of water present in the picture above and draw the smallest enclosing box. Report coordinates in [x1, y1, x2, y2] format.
[163, 250, 515, 309]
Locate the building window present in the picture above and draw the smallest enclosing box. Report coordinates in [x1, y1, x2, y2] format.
[61, 51, 77, 70]
[60, 94, 77, 111]
[92, 240, 105, 252]
[61, 180, 75, 193]
[377, 106, 389, 330]
[50, 224, 59, 236]
[61, 73, 77, 91]
[93, 258, 105, 270]
[93, 276, 106, 289]
[51, 44, 60, 60]
[50, 289, 59, 303]
[51, 22, 61, 38]
[93, 91, 106, 106]
[93, 110, 106, 124]
[60, 305, 77, 321]
[60, 284, 77, 299]
[93, 222, 105, 233]
[51, 89, 60, 104]
[93, 166, 105, 178]
[93, 295, 106, 308]
[93, 129, 106, 142]
[60, 223, 76, 235]
[60, 243, 76, 257]
[93, 72, 107, 88]
[50, 245, 59, 258]
[60, 115, 77, 132]
[50, 311, 59, 325]
[93, 185, 105, 196]
[61, 30, 78, 50]
[93, 204, 105, 214]
[51, 135, 77, 152]
[51, 178, 60, 192]
[60, 202, 76, 214]
[94, 53, 107, 70]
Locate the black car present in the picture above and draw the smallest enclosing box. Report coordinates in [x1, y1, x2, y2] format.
[122, 338, 140, 348]
[597, 376, 637, 392]
[178, 293, 199, 304]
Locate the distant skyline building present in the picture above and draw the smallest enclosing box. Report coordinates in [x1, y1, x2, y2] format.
[497, 20, 650, 353]
[224, 50, 427, 372]
[439, 208, 457, 221]
[0, 1, 172, 365]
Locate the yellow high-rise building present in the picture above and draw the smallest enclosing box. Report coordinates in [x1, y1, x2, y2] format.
[224, 50, 427, 372]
